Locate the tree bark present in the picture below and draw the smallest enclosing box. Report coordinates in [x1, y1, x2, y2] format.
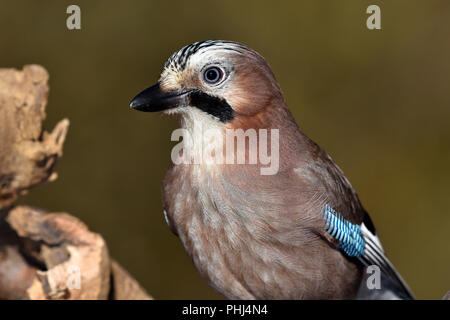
[0, 65, 152, 300]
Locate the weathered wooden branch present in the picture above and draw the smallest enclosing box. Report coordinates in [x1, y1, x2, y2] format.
[0, 65, 151, 300]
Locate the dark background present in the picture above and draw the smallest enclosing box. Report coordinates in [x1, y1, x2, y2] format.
[1, 1, 449, 299]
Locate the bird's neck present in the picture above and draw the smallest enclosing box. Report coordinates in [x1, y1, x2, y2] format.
[173, 103, 305, 174]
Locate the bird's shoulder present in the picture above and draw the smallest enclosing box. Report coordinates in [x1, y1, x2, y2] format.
[290, 136, 366, 225]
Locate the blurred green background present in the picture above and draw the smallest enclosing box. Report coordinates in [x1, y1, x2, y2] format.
[0, 0, 449, 299]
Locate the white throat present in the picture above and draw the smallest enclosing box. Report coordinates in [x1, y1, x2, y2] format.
[168, 107, 225, 168]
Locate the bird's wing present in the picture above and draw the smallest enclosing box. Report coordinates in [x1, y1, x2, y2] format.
[293, 136, 413, 299]
[322, 204, 414, 299]
[358, 214, 414, 299]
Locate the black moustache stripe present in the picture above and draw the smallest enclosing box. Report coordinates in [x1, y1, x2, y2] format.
[189, 91, 235, 123]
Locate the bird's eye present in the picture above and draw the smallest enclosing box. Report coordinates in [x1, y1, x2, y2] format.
[203, 67, 224, 84]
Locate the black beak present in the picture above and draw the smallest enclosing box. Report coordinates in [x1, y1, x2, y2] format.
[129, 82, 190, 112]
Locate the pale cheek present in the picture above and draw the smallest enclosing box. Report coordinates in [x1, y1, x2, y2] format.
[224, 85, 268, 116]
[225, 92, 249, 112]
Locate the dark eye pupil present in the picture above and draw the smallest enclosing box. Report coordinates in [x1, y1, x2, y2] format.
[204, 67, 222, 83]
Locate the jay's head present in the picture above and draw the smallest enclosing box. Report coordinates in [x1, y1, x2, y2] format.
[130, 40, 285, 128]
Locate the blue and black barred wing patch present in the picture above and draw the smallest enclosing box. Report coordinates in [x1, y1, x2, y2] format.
[323, 204, 366, 257]
[322, 204, 414, 299]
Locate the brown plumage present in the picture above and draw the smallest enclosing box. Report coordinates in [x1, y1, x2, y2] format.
[130, 40, 413, 299]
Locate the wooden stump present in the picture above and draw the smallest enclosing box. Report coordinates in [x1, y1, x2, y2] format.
[0, 65, 152, 300]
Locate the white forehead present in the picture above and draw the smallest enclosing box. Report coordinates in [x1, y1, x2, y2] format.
[163, 40, 247, 72]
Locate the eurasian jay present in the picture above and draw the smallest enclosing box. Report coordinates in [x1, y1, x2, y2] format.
[130, 40, 413, 300]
